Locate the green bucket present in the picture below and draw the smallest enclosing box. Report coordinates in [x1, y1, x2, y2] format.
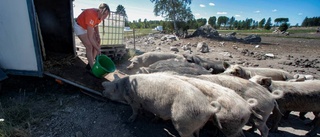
[91, 55, 116, 78]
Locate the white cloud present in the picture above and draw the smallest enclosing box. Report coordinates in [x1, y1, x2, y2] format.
[200, 4, 205, 7]
[217, 12, 227, 15]
[272, 9, 277, 12]
[209, 3, 215, 6]
[235, 15, 241, 17]
[194, 13, 201, 16]
[298, 13, 303, 15]
[255, 10, 260, 13]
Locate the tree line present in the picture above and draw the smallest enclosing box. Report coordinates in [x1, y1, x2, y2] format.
[301, 17, 320, 27]
[124, 16, 292, 32]
[115, 2, 319, 33]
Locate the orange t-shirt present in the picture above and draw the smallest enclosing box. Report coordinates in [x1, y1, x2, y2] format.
[76, 8, 102, 30]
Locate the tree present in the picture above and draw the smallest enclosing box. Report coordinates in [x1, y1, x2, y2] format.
[244, 18, 253, 29]
[208, 16, 217, 28]
[252, 21, 258, 29]
[144, 19, 149, 28]
[301, 17, 308, 27]
[196, 18, 207, 27]
[264, 17, 272, 30]
[301, 16, 320, 27]
[274, 18, 289, 26]
[217, 16, 229, 29]
[258, 18, 266, 28]
[116, 5, 127, 17]
[278, 23, 289, 32]
[228, 16, 235, 29]
[150, 0, 193, 33]
[233, 20, 239, 30]
[115, 5, 129, 26]
[187, 19, 198, 29]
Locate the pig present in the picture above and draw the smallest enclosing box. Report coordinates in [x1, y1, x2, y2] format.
[171, 74, 262, 137]
[249, 75, 320, 136]
[137, 58, 211, 75]
[223, 62, 294, 81]
[101, 73, 221, 137]
[195, 74, 283, 137]
[126, 52, 183, 70]
[290, 74, 315, 82]
[182, 54, 225, 74]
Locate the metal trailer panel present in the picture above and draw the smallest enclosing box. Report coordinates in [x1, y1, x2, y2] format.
[0, 0, 43, 77]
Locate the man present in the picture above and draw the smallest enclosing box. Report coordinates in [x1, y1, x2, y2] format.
[74, 3, 110, 70]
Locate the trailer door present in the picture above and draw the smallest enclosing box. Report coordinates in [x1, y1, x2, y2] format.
[0, 0, 43, 77]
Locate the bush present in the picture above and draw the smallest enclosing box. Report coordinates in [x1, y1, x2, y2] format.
[278, 23, 289, 32]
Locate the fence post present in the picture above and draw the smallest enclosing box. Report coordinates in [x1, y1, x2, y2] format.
[133, 28, 136, 50]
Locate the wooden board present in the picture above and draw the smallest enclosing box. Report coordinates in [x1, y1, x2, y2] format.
[44, 55, 127, 95]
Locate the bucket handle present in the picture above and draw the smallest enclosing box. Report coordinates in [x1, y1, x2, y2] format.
[96, 53, 102, 60]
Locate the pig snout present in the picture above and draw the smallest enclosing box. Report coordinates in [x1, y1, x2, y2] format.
[101, 81, 127, 104]
[126, 61, 138, 70]
[126, 64, 134, 70]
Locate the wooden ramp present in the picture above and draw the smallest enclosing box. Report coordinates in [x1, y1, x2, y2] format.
[44, 55, 127, 96]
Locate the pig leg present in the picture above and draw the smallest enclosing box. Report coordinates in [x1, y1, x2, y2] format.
[283, 111, 291, 119]
[171, 109, 212, 137]
[127, 101, 141, 122]
[270, 108, 284, 132]
[248, 119, 269, 137]
[257, 124, 269, 137]
[299, 112, 307, 120]
[306, 112, 319, 126]
[231, 130, 245, 137]
[306, 113, 320, 137]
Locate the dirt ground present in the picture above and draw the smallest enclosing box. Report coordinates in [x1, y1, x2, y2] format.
[1, 31, 320, 137]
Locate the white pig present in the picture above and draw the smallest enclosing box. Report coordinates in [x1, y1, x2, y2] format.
[126, 52, 183, 70]
[172, 74, 262, 137]
[223, 63, 294, 81]
[249, 75, 320, 136]
[101, 73, 221, 137]
[196, 74, 283, 137]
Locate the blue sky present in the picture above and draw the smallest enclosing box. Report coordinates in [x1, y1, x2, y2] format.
[73, 0, 320, 25]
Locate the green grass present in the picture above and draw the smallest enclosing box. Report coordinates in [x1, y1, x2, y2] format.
[215, 27, 319, 39]
[0, 88, 62, 137]
[124, 28, 159, 38]
[125, 27, 319, 39]
[0, 102, 31, 137]
[103, 27, 319, 45]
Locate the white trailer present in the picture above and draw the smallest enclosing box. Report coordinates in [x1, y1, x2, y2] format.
[0, 0, 120, 95]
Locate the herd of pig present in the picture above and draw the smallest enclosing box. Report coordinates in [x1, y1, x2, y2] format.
[101, 52, 319, 137]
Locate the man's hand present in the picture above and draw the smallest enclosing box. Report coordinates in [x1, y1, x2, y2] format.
[93, 44, 101, 53]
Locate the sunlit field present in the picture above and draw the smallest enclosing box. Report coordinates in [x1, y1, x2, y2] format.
[123, 27, 319, 39]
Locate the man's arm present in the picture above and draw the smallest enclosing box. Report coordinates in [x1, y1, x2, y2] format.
[94, 26, 101, 44]
[87, 26, 100, 52]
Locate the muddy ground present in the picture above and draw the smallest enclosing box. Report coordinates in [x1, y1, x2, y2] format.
[1, 31, 320, 137]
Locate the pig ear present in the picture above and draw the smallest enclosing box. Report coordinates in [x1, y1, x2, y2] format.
[261, 77, 272, 87]
[113, 74, 121, 80]
[223, 62, 230, 69]
[182, 54, 193, 62]
[235, 67, 241, 76]
[128, 57, 133, 61]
